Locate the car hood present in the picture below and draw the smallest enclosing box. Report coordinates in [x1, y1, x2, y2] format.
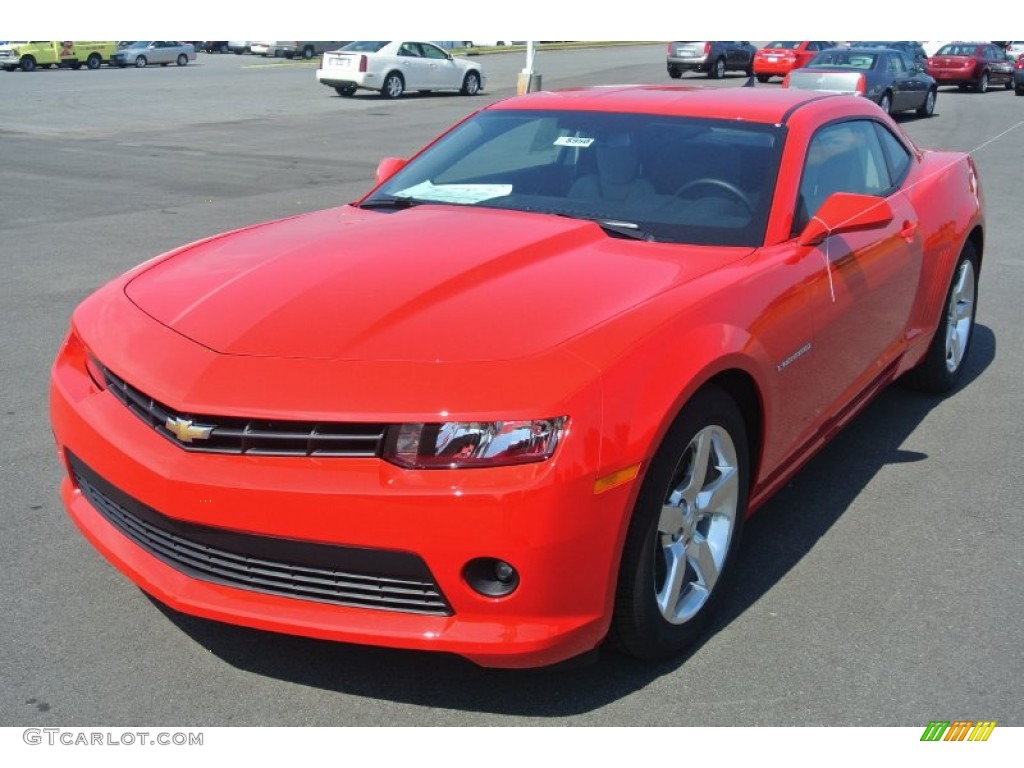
[125, 204, 748, 363]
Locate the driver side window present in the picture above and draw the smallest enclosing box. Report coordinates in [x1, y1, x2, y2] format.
[794, 120, 890, 233]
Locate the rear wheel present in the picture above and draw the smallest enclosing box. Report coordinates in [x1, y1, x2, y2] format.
[709, 56, 726, 79]
[380, 71, 404, 99]
[904, 242, 979, 393]
[668, 64, 682, 79]
[878, 90, 893, 114]
[976, 71, 989, 93]
[177, 54, 188, 66]
[608, 385, 749, 661]
[917, 88, 937, 117]
[756, 73, 771, 83]
[334, 85, 356, 97]
[302, 46, 315, 60]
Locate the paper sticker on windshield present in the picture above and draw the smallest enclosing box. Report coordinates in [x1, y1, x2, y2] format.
[394, 180, 513, 204]
[554, 136, 595, 148]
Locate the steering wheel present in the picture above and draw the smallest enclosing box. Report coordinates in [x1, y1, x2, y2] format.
[673, 178, 754, 216]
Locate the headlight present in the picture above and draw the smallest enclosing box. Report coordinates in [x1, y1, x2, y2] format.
[384, 418, 567, 469]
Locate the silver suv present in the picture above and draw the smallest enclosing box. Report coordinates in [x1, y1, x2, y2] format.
[667, 41, 757, 79]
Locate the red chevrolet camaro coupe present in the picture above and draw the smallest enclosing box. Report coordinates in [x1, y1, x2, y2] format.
[51, 85, 984, 668]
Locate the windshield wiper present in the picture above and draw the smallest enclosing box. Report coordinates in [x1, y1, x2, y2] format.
[358, 197, 425, 210]
[549, 211, 654, 241]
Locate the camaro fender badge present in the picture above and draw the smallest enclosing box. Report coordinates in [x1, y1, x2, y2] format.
[777, 342, 812, 372]
[165, 417, 214, 443]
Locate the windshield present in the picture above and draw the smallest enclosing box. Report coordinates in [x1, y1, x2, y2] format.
[364, 109, 784, 247]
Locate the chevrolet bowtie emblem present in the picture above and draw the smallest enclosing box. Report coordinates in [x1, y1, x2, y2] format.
[165, 417, 214, 443]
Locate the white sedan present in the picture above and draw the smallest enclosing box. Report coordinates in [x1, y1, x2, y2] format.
[316, 41, 485, 98]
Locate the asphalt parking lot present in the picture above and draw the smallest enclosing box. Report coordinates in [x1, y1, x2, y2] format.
[2, 44, 1022, 726]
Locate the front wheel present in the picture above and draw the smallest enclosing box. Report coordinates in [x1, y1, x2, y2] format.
[20, 55, 36, 72]
[301, 46, 314, 60]
[903, 242, 979, 393]
[608, 385, 749, 661]
[135, 56, 147, 68]
[87, 54, 102, 70]
[177, 54, 188, 66]
[460, 71, 481, 96]
[380, 71, 404, 99]
[917, 88, 937, 117]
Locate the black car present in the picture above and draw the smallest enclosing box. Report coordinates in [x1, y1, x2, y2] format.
[666, 41, 757, 79]
[786, 47, 938, 117]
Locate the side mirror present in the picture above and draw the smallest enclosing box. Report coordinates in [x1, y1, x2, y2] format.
[376, 157, 407, 184]
[798, 192, 894, 247]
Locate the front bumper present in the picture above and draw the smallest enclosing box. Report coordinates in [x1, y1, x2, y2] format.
[50, 309, 629, 668]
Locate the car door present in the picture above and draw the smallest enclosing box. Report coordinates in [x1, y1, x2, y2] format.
[793, 119, 923, 419]
[419, 41, 460, 88]
[151, 41, 173, 64]
[395, 42, 431, 89]
[886, 52, 921, 110]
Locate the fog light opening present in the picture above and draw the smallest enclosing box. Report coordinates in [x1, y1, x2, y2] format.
[464, 557, 520, 597]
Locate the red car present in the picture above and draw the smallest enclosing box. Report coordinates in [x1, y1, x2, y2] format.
[51, 86, 984, 669]
[926, 41, 1015, 91]
[753, 40, 834, 82]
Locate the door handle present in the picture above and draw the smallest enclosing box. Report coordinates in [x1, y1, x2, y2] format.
[900, 220, 918, 242]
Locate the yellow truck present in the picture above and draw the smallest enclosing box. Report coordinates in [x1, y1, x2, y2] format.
[0, 41, 119, 72]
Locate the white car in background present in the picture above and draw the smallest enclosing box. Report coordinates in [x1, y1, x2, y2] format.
[316, 40, 485, 98]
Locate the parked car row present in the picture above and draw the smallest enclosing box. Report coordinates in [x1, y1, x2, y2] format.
[666, 40, 1024, 117]
[0, 40, 197, 70]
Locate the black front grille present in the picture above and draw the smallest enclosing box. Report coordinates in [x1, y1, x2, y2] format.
[69, 454, 452, 616]
[97, 362, 387, 457]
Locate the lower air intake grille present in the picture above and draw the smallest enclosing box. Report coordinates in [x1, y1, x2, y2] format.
[69, 454, 452, 616]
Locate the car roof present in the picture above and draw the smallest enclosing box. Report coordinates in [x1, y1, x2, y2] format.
[487, 84, 840, 124]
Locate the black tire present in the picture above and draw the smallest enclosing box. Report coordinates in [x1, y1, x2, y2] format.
[976, 71, 989, 93]
[20, 55, 36, 72]
[334, 85, 356, 97]
[176, 54, 188, 66]
[380, 71, 404, 99]
[668, 65, 682, 79]
[86, 53, 102, 70]
[708, 56, 726, 79]
[302, 46, 314, 60]
[608, 385, 750, 661]
[878, 90, 893, 115]
[903, 242, 979, 393]
[460, 70, 481, 96]
[134, 56, 147, 68]
[756, 73, 771, 83]
[916, 88, 937, 117]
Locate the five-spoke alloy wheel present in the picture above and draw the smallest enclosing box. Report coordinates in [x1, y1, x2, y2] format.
[610, 385, 749, 660]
